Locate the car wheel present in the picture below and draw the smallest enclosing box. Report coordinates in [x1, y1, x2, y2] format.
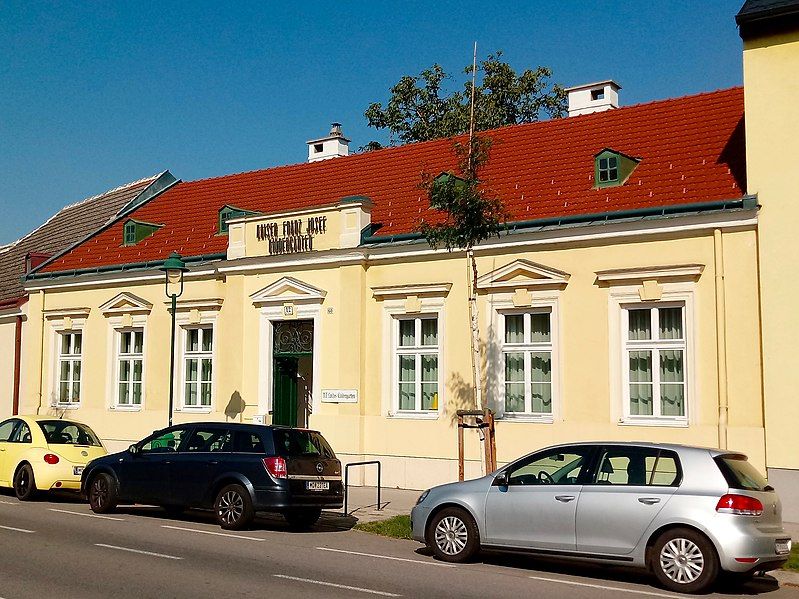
[650, 527, 719, 594]
[13, 464, 37, 501]
[88, 473, 118, 513]
[214, 484, 254, 530]
[284, 508, 322, 530]
[426, 507, 480, 563]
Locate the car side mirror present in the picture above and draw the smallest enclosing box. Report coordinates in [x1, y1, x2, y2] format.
[493, 471, 509, 486]
[128, 444, 139, 455]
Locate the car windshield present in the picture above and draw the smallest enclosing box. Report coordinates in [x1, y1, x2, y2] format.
[715, 455, 770, 492]
[38, 420, 102, 446]
[272, 429, 335, 458]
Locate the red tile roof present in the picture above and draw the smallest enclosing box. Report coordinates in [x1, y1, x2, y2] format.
[41, 87, 745, 274]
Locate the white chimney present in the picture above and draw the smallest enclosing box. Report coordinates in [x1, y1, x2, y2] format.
[565, 80, 621, 117]
[307, 122, 350, 162]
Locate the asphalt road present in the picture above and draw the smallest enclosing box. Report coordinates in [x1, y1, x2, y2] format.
[0, 491, 796, 599]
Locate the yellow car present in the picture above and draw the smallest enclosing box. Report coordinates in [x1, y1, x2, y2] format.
[0, 415, 107, 500]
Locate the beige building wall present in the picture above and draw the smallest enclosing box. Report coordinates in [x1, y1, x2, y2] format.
[742, 28, 799, 520]
[0, 317, 17, 419]
[19, 216, 764, 490]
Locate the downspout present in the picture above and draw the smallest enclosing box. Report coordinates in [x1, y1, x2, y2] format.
[714, 229, 729, 449]
[12, 307, 23, 415]
[37, 290, 46, 415]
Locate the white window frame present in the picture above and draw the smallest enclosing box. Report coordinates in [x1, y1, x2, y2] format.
[114, 328, 145, 409]
[609, 285, 695, 427]
[180, 325, 215, 411]
[381, 296, 446, 420]
[487, 294, 560, 423]
[622, 302, 688, 423]
[56, 331, 83, 406]
[499, 309, 555, 419]
[393, 315, 441, 414]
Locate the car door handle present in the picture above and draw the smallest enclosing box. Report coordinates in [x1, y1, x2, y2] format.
[638, 497, 661, 505]
[208, 460, 219, 465]
[555, 495, 576, 502]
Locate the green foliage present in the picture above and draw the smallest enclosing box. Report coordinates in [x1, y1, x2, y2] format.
[421, 135, 507, 251]
[354, 514, 413, 540]
[786, 543, 799, 572]
[364, 51, 566, 146]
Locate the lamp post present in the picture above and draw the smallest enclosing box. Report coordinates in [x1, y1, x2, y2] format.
[160, 251, 188, 427]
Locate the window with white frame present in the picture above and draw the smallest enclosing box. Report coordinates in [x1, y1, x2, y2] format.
[116, 329, 143, 407]
[623, 304, 686, 419]
[501, 311, 553, 416]
[395, 317, 439, 412]
[183, 327, 213, 408]
[57, 332, 82, 405]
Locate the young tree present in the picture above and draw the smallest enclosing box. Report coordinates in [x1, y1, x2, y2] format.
[364, 52, 566, 147]
[421, 134, 506, 410]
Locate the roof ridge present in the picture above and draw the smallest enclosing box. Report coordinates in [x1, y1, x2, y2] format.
[0, 174, 160, 252]
[181, 87, 744, 186]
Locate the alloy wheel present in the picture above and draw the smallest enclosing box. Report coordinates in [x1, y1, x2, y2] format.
[659, 537, 705, 584]
[91, 477, 109, 509]
[16, 468, 30, 495]
[218, 490, 244, 525]
[434, 516, 468, 556]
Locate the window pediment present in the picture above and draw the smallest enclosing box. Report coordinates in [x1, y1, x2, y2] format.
[476, 259, 570, 292]
[250, 277, 327, 306]
[99, 292, 153, 316]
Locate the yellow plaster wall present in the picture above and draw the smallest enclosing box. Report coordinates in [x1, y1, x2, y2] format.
[0, 319, 16, 419]
[743, 30, 799, 470]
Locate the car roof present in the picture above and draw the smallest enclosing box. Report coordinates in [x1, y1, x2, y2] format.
[161, 422, 321, 434]
[541, 440, 736, 458]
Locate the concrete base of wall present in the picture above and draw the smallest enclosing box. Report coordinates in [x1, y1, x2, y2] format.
[338, 453, 488, 490]
[767, 467, 799, 523]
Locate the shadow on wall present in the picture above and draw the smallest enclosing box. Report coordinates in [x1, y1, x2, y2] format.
[444, 322, 499, 427]
[224, 390, 246, 421]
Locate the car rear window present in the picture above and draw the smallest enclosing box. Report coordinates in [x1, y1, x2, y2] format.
[272, 429, 335, 458]
[715, 455, 770, 492]
[38, 420, 102, 446]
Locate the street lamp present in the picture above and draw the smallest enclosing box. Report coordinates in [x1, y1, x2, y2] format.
[160, 251, 188, 427]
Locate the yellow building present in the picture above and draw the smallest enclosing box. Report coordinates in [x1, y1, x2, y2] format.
[738, 0, 799, 520]
[20, 84, 767, 490]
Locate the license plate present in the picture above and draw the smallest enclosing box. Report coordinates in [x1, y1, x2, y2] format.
[306, 481, 329, 491]
[73, 466, 84, 476]
[776, 539, 792, 555]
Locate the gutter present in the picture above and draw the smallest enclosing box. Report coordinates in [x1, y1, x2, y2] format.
[26, 252, 227, 281]
[361, 197, 758, 245]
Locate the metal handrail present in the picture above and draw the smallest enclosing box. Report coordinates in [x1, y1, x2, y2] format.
[343, 460, 382, 515]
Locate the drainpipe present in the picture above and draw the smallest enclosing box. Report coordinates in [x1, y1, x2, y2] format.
[714, 229, 728, 449]
[36, 290, 46, 415]
[12, 309, 22, 415]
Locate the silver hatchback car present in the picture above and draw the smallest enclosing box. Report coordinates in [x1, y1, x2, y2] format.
[411, 442, 791, 594]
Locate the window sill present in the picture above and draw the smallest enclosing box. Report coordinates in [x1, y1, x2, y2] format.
[110, 405, 142, 412]
[498, 414, 554, 424]
[618, 417, 688, 428]
[387, 411, 439, 420]
[178, 406, 213, 414]
[53, 404, 81, 410]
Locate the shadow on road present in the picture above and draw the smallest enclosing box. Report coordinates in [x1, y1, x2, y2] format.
[413, 547, 782, 596]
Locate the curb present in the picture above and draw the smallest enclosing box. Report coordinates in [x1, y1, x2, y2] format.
[773, 570, 799, 588]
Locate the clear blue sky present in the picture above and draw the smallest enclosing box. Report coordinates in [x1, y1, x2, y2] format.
[0, 0, 745, 244]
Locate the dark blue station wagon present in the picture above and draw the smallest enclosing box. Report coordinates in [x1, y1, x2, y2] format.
[81, 423, 343, 529]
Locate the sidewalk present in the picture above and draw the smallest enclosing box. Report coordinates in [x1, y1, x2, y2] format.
[343, 486, 420, 523]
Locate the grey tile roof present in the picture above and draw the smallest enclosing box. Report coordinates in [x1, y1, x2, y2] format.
[736, 0, 799, 23]
[0, 176, 160, 302]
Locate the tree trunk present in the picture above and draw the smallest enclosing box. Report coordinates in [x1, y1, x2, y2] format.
[466, 247, 483, 411]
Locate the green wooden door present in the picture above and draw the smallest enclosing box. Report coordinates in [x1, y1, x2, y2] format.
[272, 357, 298, 427]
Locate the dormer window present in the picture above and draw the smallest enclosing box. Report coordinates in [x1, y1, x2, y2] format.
[594, 149, 640, 189]
[218, 205, 260, 234]
[122, 219, 162, 246]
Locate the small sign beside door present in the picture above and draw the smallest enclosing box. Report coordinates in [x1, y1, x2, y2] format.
[321, 389, 358, 403]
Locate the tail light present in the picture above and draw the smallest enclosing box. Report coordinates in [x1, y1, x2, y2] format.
[43, 453, 60, 465]
[263, 456, 287, 479]
[716, 494, 763, 516]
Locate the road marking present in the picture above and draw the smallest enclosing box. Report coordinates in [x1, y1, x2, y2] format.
[49, 508, 125, 521]
[273, 575, 400, 597]
[0, 524, 35, 533]
[162, 525, 266, 541]
[95, 543, 182, 560]
[316, 546, 456, 568]
[528, 575, 682, 598]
